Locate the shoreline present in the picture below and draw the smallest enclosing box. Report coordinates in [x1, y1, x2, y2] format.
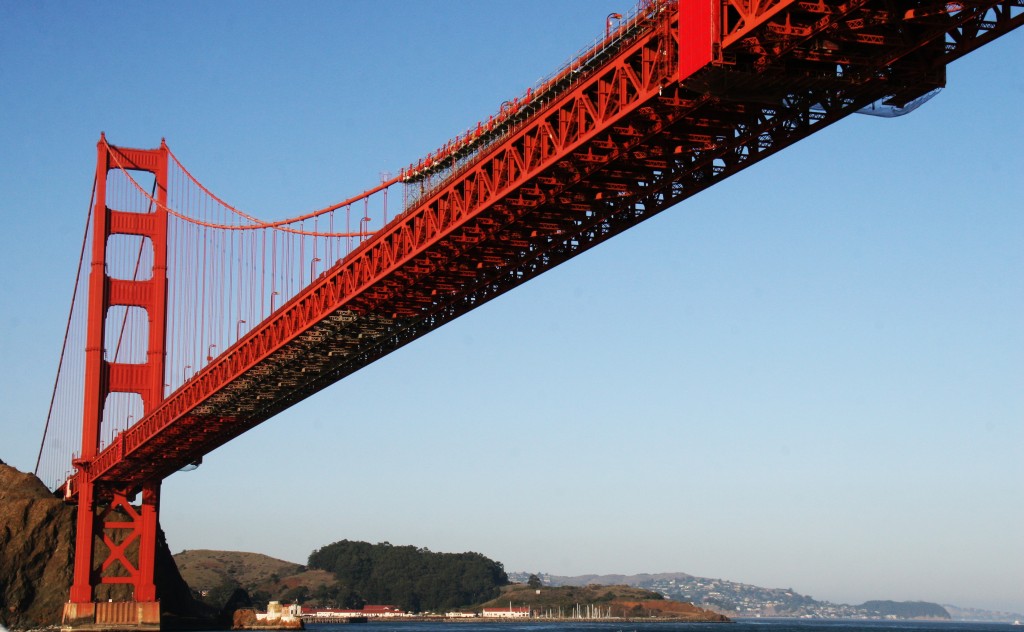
[304, 617, 732, 625]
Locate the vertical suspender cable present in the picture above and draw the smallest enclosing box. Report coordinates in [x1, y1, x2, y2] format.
[260, 228, 266, 322]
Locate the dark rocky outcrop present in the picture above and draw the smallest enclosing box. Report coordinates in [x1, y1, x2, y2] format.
[0, 459, 213, 629]
[0, 458, 76, 629]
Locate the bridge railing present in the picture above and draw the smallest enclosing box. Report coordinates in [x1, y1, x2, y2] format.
[400, 0, 674, 208]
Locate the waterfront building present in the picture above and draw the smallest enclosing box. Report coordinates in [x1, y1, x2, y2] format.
[481, 606, 531, 619]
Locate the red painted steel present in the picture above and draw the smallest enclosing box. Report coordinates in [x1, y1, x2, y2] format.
[58, 0, 1021, 617]
[679, 0, 716, 79]
[70, 137, 168, 604]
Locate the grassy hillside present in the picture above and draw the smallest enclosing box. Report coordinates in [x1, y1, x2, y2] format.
[174, 550, 304, 592]
[173, 548, 336, 610]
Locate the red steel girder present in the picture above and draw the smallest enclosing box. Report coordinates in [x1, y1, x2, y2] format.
[66, 0, 1022, 499]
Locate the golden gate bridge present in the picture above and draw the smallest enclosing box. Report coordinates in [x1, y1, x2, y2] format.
[32, 0, 1021, 627]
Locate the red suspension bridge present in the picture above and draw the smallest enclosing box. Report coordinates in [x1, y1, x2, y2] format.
[33, 0, 1021, 627]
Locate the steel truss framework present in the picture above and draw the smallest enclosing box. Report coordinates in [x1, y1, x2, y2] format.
[65, 0, 1020, 610]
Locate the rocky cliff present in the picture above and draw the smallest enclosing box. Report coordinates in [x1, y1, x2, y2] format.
[0, 458, 77, 628]
[0, 459, 209, 629]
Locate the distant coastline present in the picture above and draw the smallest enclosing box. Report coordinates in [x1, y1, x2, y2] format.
[513, 573, 1022, 623]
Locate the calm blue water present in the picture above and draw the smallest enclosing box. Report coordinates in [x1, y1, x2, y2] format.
[296, 621, 1019, 632]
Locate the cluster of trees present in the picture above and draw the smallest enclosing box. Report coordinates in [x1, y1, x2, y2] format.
[307, 540, 508, 612]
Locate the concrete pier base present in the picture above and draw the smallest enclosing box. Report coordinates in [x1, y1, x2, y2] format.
[62, 601, 161, 631]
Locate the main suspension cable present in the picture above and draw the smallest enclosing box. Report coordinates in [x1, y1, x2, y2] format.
[104, 137, 393, 238]
[36, 175, 96, 476]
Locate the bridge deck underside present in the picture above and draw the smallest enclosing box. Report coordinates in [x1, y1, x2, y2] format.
[75, 0, 1022, 496]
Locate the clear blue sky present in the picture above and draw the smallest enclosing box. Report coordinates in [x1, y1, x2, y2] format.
[1, 2, 1021, 615]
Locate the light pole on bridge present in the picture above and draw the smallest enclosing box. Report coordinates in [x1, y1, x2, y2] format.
[606, 12, 623, 39]
[310, 257, 322, 284]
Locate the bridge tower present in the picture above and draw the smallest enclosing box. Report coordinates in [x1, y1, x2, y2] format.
[63, 135, 169, 629]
